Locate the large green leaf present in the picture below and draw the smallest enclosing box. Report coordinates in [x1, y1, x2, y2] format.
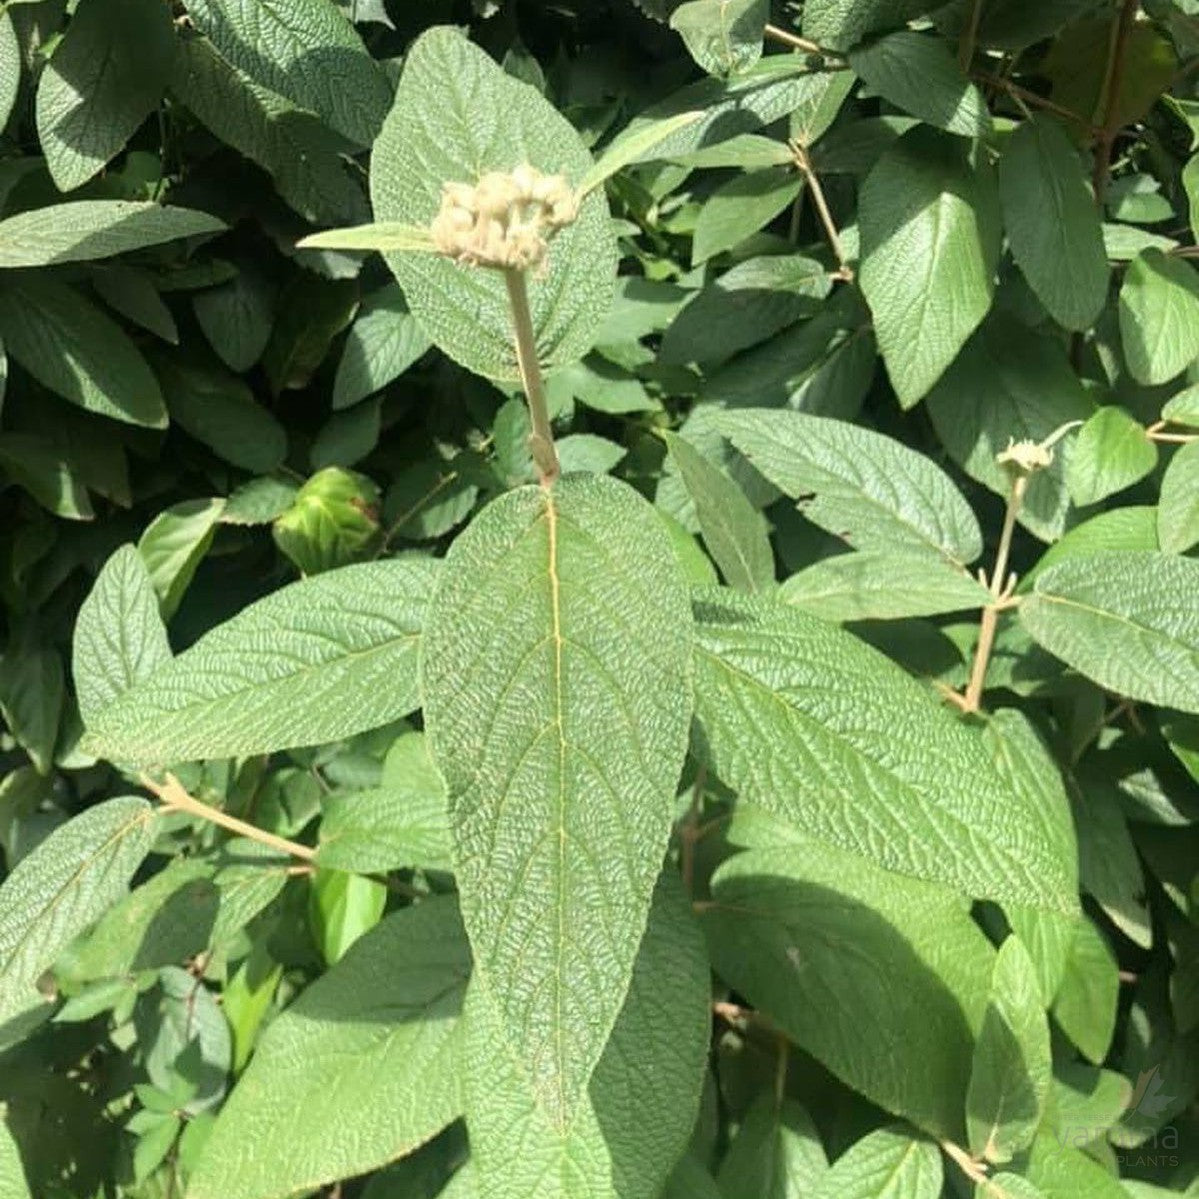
[659, 254, 831, 369]
[185, 0, 391, 147]
[83, 557, 438, 763]
[997, 117, 1109, 331]
[669, 0, 767, 77]
[0, 638, 63, 775]
[966, 937, 1052, 1163]
[702, 841, 992, 1139]
[926, 315, 1095, 541]
[171, 31, 369, 226]
[781, 551, 991, 622]
[156, 358, 287, 475]
[64, 857, 217, 981]
[0, 797, 156, 1043]
[691, 165, 803, 265]
[618, 58, 818, 161]
[849, 31, 988, 138]
[463, 876, 708, 1199]
[333, 284, 432, 411]
[692, 589, 1078, 910]
[137, 498, 226, 621]
[0, 202, 224, 269]
[317, 731, 451, 874]
[421, 474, 693, 1128]
[72, 545, 172, 729]
[812, 1128, 942, 1199]
[36, 0, 176, 191]
[0, 276, 167, 428]
[1019, 552, 1199, 714]
[718, 408, 983, 567]
[1160, 440, 1199, 555]
[370, 27, 617, 383]
[1065, 406, 1156, 507]
[187, 898, 469, 1199]
[802, 0, 932, 50]
[1119, 249, 1199, 385]
[858, 127, 999, 408]
[661, 430, 774, 592]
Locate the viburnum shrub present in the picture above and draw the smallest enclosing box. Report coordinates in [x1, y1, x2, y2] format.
[0, 5, 1198, 1199]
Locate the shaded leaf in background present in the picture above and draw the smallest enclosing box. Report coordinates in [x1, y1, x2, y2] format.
[170, 31, 370, 226]
[691, 165, 803, 265]
[0, 276, 167, 428]
[333, 283, 432, 410]
[669, 0, 767, 77]
[997, 117, 1109, 331]
[137, 497, 226, 621]
[0, 638, 63, 775]
[661, 430, 774, 592]
[185, 0, 391, 147]
[703, 841, 990, 1140]
[187, 899, 470, 1199]
[157, 358, 287, 475]
[192, 268, 276, 373]
[850, 31, 988, 138]
[926, 316, 1094, 541]
[36, 0, 176, 192]
[0, 797, 155, 1042]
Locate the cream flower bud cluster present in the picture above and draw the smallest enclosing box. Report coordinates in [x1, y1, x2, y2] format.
[430, 164, 578, 270]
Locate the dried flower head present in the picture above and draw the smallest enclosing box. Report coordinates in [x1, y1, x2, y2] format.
[996, 420, 1083, 478]
[429, 164, 578, 270]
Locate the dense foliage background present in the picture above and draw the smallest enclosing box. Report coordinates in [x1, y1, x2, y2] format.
[1, 0, 1198, 1197]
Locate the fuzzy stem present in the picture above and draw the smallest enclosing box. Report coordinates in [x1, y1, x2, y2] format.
[792, 144, 850, 277]
[144, 772, 316, 863]
[503, 267, 559, 485]
[963, 474, 1028, 714]
[940, 1140, 989, 1185]
[763, 22, 825, 55]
